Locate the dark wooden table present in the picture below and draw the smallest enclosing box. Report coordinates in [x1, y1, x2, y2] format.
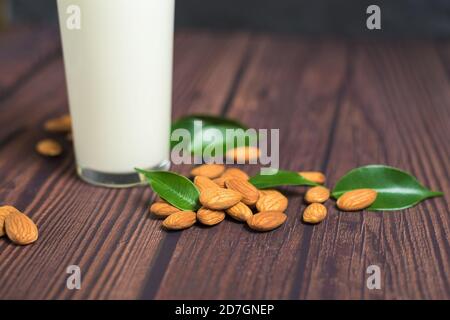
[0, 26, 449, 300]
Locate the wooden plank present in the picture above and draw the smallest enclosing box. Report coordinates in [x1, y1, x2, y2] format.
[296, 42, 450, 299]
[0, 31, 250, 299]
[436, 42, 450, 76]
[1, 28, 449, 299]
[155, 36, 350, 299]
[0, 26, 60, 94]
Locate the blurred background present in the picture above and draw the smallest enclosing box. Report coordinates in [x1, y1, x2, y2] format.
[0, 0, 449, 37]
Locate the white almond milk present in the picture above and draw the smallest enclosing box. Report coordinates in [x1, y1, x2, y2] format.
[57, 0, 174, 185]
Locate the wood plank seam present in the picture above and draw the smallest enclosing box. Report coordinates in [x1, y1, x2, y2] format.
[289, 43, 355, 299]
[139, 36, 255, 300]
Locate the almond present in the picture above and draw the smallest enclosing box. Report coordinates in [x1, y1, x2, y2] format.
[5, 211, 38, 245]
[247, 211, 287, 232]
[304, 186, 330, 203]
[226, 202, 253, 222]
[256, 191, 288, 212]
[226, 146, 260, 163]
[197, 207, 225, 226]
[199, 188, 242, 210]
[36, 139, 62, 157]
[303, 203, 327, 224]
[225, 178, 259, 206]
[258, 189, 281, 197]
[44, 114, 72, 133]
[190, 164, 225, 179]
[213, 176, 228, 188]
[336, 189, 378, 211]
[149, 201, 180, 218]
[222, 168, 249, 181]
[162, 211, 196, 230]
[299, 171, 326, 184]
[0, 206, 20, 237]
[213, 168, 249, 187]
[194, 176, 220, 192]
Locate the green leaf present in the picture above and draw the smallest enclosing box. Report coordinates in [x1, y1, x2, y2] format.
[249, 169, 319, 189]
[331, 165, 443, 211]
[136, 169, 200, 211]
[171, 115, 257, 155]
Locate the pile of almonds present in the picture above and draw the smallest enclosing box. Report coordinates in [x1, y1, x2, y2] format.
[0, 206, 39, 246]
[151, 164, 378, 232]
[151, 164, 288, 231]
[35, 114, 72, 157]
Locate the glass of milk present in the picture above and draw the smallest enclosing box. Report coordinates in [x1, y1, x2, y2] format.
[57, 0, 173, 187]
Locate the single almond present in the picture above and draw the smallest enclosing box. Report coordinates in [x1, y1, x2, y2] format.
[213, 176, 227, 188]
[299, 171, 326, 184]
[305, 186, 330, 203]
[36, 139, 62, 157]
[256, 191, 288, 212]
[44, 114, 72, 133]
[197, 207, 225, 226]
[5, 211, 38, 245]
[303, 203, 327, 224]
[225, 178, 259, 206]
[199, 188, 242, 210]
[226, 202, 253, 222]
[190, 164, 225, 179]
[194, 176, 220, 192]
[247, 211, 287, 232]
[258, 189, 282, 197]
[336, 189, 378, 211]
[0, 206, 21, 237]
[149, 201, 180, 218]
[213, 168, 249, 187]
[226, 146, 260, 163]
[222, 168, 249, 181]
[162, 211, 196, 230]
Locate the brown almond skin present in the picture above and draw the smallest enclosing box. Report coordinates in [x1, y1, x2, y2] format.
[222, 168, 249, 181]
[213, 168, 249, 187]
[303, 203, 327, 224]
[0, 206, 21, 237]
[225, 178, 260, 206]
[199, 188, 242, 210]
[44, 114, 72, 133]
[149, 201, 180, 218]
[5, 211, 38, 245]
[162, 211, 197, 230]
[213, 176, 227, 188]
[247, 211, 287, 232]
[36, 139, 63, 157]
[258, 189, 282, 197]
[190, 164, 225, 179]
[304, 186, 330, 203]
[256, 192, 288, 212]
[226, 146, 260, 163]
[226, 202, 253, 222]
[194, 176, 220, 192]
[299, 171, 326, 184]
[197, 207, 225, 226]
[336, 189, 378, 211]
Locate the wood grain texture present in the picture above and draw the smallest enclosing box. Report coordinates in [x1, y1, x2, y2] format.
[0, 26, 60, 97]
[296, 42, 450, 299]
[0, 27, 449, 300]
[0, 29, 250, 299]
[155, 36, 350, 299]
